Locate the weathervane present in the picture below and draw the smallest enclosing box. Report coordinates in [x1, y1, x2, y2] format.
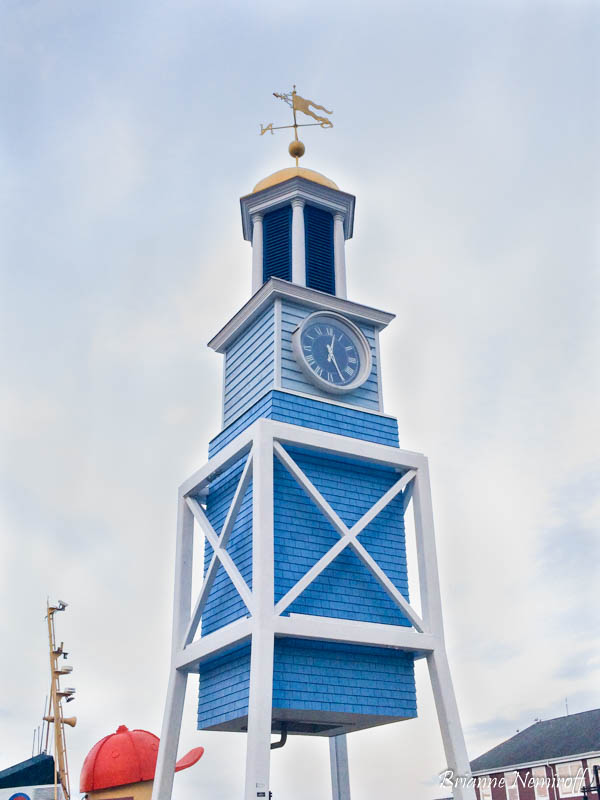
[260, 85, 333, 166]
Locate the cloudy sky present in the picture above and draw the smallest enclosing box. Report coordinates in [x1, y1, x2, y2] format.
[1, 1, 598, 798]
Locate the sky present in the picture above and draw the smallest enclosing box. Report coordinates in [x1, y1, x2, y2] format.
[1, 0, 599, 798]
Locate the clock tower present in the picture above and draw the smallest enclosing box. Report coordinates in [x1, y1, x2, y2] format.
[152, 163, 475, 800]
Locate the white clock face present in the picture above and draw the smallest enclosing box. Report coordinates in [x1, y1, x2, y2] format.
[292, 312, 372, 394]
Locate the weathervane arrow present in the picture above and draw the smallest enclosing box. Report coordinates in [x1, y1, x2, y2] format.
[259, 85, 334, 165]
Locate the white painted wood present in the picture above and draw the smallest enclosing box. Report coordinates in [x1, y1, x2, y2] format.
[183, 453, 254, 646]
[173, 497, 194, 657]
[269, 418, 427, 472]
[151, 668, 187, 800]
[274, 614, 437, 652]
[220, 451, 254, 546]
[374, 330, 384, 413]
[333, 213, 347, 300]
[273, 443, 423, 628]
[349, 537, 425, 631]
[291, 198, 306, 286]
[412, 462, 444, 636]
[179, 430, 254, 498]
[273, 440, 348, 534]
[183, 552, 219, 647]
[274, 297, 282, 389]
[208, 277, 394, 353]
[176, 617, 253, 671]
[152, 497, 194, 800]
[245, 421, 275, 800]
[411, 464, 475, 800]
[330, 734, 351, 800]
[251, 213, 264, 294]
[185, 496, 254, 614]
[428, 648, 476, 800]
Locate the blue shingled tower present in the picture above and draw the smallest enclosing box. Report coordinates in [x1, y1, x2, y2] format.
[153, 166, 474, 800]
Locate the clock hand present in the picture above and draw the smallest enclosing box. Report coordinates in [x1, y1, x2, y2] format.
[326, 342, 345, 381]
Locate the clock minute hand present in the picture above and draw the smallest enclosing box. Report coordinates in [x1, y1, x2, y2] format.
[326, 342, 345, 382]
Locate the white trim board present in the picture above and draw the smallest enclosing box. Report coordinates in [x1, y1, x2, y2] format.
[208, 278, 395, 353]
[240, 176, 356, 241]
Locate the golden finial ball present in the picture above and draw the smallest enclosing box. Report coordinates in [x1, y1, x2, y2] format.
[289, 140, 305, 159]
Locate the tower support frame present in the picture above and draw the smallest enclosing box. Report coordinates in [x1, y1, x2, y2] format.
[152, 419, 475, 800]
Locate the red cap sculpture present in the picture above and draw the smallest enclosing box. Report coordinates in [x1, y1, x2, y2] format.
[80, 725, 204, 794]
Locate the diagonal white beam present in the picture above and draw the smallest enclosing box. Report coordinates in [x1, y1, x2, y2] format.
[175, 618, 253, 671]
[183, 553, 219, 648]
[273, 442, 348, 535]
[220, 451, 254, 548]
[186, 496, 254, 616]
[274, 467, 417, 616]
[273, 444, 423, 628]
[403, 479, 415, 513]
[349, 537, 425, 632]
[182, 452, 254, 646]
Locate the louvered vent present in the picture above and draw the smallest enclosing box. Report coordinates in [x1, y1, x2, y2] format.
[263, 206, 292, 283]
[305, 205, 335, 294]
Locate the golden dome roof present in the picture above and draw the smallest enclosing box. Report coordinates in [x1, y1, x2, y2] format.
[252, 167, 339, 194]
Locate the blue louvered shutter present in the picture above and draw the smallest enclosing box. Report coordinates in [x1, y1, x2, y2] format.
[305, 205, 335, 295]
[263, 206, 292, 283]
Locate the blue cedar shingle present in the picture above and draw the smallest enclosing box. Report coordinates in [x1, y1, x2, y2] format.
[198, 367, 416, 730]
[223, 306, 275, 425]
[200, 443, 411, 653]
[273, 447, 410, 626]
[197, 638, 416, 729]
[198, 643, 251, 729]
[209, 390, 399, 457]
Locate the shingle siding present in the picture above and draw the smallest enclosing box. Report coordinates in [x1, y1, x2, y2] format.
[223, 305, 275, 425]
[209, 390, 398, 458]
[274, 447, 411, 627]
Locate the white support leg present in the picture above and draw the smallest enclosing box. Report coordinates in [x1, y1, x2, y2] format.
[427, 649, 474, 800]
[330, 735, 351, 800]
[152, 669, 188, 800]
[245, 422, 275, 800]
[152, 496, 194, 800]
[412, 465, 475, 800]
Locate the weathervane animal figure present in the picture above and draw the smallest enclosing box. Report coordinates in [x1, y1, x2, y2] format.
[273, 89, 333, 128]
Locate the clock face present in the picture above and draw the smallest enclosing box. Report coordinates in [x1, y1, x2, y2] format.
[292, 313, 372, 394]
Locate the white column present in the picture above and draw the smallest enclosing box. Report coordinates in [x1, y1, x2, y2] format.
[291, 198, 306, 286]
[333, 213, 347, 299]
[245, 421, 275, 800]
[330, 734, 351, 800]
[412, 465, 475, 800]
[152, 497, 194, 800]
[251, 213, 264, 295]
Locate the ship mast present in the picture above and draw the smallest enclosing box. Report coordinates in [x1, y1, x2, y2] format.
[44, 600, 76, 800]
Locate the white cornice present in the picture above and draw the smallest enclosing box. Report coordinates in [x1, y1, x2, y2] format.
[239, 177, 355, 241]
[208, 278, 395, 353]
